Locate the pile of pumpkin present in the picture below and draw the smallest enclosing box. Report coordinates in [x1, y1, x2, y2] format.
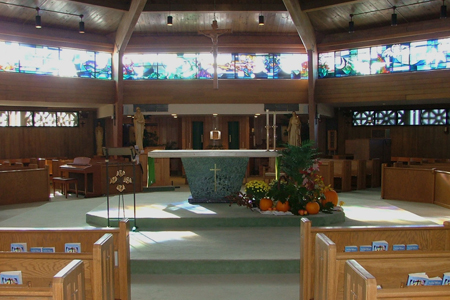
[258, 189, 339, 216]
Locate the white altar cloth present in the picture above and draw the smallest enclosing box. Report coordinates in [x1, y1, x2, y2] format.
[148, 149, 280, 158]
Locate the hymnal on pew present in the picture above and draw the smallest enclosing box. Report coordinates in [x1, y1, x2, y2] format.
[0, 271, 22, 284]
[442, 272, 450, 285]
[65, 243, 81, 253]
[10, 243, 27, 252]
[407, 272, 428, 286]
[372, 240, 388, 251]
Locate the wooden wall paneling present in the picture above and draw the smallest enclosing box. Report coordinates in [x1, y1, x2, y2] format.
[338, 112, 450, 160]
[0, 73, 115, 107]
[316, 70, 450, 106]
[0, 112, 96, 160]
[123, 80, 308, 105]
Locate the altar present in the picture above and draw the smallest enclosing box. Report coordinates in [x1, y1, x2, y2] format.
[148, 150, 280, 203]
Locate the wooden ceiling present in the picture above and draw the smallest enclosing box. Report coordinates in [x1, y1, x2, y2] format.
[0, 0, 448, 46]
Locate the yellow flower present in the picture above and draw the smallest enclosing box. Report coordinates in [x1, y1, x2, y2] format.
[339, 201, 345, 206]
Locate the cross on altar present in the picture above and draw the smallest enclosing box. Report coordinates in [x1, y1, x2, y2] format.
[209, 163, 221, 192]
[198, 20, 232, 89]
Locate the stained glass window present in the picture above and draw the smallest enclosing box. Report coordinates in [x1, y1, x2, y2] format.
[0, 42, 20, 72]
[421, 109, 447, 125]
[0, 40, 111, 79]
[318, 52, 335, 78]
[410, 38, 450, 71]
[57, 112, 78, 127]
[353, 108, 450, 126]
[276, 54, 308, 79]
[158, 53, 198, 79]
[34, 112, 57, 127]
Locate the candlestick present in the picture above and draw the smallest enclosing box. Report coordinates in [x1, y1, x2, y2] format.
[266, 109, 270, 150]
[273, 112, 276, 151]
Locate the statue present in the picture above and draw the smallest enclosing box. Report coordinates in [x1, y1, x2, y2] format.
[95, 122, 104, 156]
[133, 107, 145, 151]
[287, 111, 301, 146]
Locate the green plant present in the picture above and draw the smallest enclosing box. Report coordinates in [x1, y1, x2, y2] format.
[279, 141, 319, 185]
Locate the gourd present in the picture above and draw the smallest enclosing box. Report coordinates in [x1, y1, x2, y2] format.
[305, 201, 320, 215]
[276, 201, 290, 212]
[259, 198, 273, 211]
[322, 190, 338, 206]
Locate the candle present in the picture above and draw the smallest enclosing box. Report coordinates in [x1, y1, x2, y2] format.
[273, 112, 276, 150]
[266, 109, 270, 150]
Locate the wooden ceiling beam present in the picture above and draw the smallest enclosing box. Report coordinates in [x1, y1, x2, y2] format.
[114, 0, 147, 53]
[283, 0, 316, 51]
[299, 0, 364, 12]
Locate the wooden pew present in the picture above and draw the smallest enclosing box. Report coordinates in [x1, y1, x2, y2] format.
[434, 170, 450, 210]
[344, 258, 450, 300]
[0, 259, 85, 300]
[0, 233, 113, 300]
[366, 158, 381, 188]
[381, 164, 435, 203]
[317, 160, 334, 189]
[351, 159, 366, 190]
[299, 218, 450, 300]
[331, 159, 351, 192]
[0, 219, 130, 300]
[315, 232, 450, 300]
[0, 166, 50, 205]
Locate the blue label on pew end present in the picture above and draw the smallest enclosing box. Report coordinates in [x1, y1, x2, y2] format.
[393, 244, 406, 251]
[345, 246, 358, 252]
[359, 245, 372, 252]
[406, 244, 419, 250]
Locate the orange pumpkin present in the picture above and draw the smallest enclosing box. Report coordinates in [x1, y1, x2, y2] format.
[259, 198, 273, 211]
[305, 201, 320, 215]
[322, 190, 339, 206]
[276, 201, 290, 212]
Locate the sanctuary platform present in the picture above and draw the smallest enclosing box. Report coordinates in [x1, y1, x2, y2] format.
[85, 178, 345, 230]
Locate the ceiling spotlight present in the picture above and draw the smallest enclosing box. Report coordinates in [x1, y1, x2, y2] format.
[391, 6, 397, 26]
[259, 15, 265, 26]
[348, 14, 354, 33]
[441, 0, 447, 19]
[35, 7, 41, 29]
[79, 14, 85, 33]
[167, 15, 173, 26]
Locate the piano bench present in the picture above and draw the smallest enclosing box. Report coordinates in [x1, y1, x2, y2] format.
[52, 177, 78, 199]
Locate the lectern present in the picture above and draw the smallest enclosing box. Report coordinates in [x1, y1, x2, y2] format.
[103, 147, 138, 230]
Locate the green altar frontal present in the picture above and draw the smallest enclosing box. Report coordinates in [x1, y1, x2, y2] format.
[182, 157, 249, 203]
[147, 150, 280, 204]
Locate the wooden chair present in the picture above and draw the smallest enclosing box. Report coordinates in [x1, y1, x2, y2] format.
[52, 177, 78, 198]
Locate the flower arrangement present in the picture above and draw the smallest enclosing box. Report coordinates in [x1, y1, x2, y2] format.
[270, 141, 337, 215]
[245, 180, 270, 203]
[228, 141, 338, 215]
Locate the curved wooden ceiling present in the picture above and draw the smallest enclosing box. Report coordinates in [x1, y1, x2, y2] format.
[0, 0, 447, 37]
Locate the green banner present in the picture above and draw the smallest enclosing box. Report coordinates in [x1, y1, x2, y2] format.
[147, 157, 155, 186]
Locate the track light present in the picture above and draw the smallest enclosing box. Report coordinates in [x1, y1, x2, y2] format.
[167, 15, 173, 26]
[348, 14, 354, 33]
[35, 7, 41, 29]
[391, 6, 397, 26]
[79, 15, 85, 33]
[441, 0, 447, 19]
[259, 14, 265, 26]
